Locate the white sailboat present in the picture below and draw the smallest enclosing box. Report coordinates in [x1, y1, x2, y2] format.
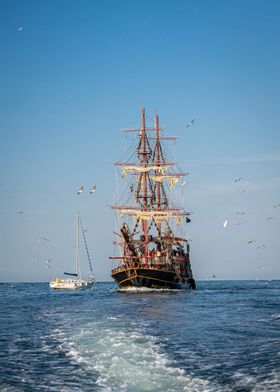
[50, 211, 95, 290]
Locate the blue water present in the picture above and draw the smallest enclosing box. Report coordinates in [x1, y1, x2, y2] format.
[0, 281, 279, 392]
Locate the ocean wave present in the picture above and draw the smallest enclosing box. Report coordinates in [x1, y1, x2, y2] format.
[232, 371, 280, 392]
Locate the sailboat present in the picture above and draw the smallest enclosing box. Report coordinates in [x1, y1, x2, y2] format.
[110, 108, 196, 290]
[50, 211, 95, 290]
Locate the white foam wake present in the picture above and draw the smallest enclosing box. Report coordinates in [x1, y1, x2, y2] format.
[117, 287, 181, 293]
[64, 318, 213, 392]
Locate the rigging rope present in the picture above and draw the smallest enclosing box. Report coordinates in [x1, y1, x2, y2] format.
[80, 218, 94, 276]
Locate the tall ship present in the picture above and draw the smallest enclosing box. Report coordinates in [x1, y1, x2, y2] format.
[110, 108, 196, 290]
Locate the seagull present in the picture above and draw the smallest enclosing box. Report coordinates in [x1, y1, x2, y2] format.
[90, 185, 96, 194]
[17, 27, 24, 32]
[234, 178, 243, 183]
[248, 240, 255, 245]
[17, 211, 24, 214]
[267, 216, 276, 220]
[45, 259, 51, 269]
[41, 237, 50, 242]
[223, 219, 228, 228]
[77, 186, 84, 195]
[186, 119, 195, 128]
[273, 203, 280, 208]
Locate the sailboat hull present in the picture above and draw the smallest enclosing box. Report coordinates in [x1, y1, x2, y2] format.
[49, 279, 95, 290]
[112, 267, 196, 290]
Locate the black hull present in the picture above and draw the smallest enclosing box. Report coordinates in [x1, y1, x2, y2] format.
[112, 267, 196, 290]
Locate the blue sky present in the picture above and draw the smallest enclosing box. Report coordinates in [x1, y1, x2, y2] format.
[0, 0, 280, 281]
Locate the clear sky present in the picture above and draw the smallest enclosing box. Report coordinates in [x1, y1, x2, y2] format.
[0, 0, 280, 282]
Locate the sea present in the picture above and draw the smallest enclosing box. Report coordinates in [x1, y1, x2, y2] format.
[0, 281, 279, 392]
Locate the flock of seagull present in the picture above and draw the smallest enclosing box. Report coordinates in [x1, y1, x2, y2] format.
[77, 185, 97, 195]
[221, 176, 279, 276]
[185, 118, 276, 278]
[222, 178, 279, 231]
[15, 185, 97, 271]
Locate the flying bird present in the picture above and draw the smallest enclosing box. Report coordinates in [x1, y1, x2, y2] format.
[234, 178, 244, 183]
[248, 240, 255, 245]
[45, 259, 51, 269]
[90, 186, 96, 194]
[267, 216, 275, 220]
[17, 211, 24, 214]
[223, 219, 228, 228]
[257, 244, 266, 250]
[186, 119, 195, 128]
[77, 186, 84, 195]
[259, 263, 267, 270]
[17, 27, 23, 32]
[41, 237, 50, 242]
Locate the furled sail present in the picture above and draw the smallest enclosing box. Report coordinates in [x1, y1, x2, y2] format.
[63, 272, 78, 277]
[150, 174, 181, 189]
[118, 209, 185, 225]
[117, 164, 172, 177]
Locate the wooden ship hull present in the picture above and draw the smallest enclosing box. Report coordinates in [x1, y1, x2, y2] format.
[112, 266, 196, 290]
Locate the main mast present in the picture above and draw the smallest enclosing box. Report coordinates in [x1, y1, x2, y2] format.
[155, 113, 161, 238]
[140, 107, 149, 265]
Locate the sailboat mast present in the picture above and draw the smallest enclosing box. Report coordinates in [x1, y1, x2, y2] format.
[75, 211, 81, 278]
[140, 107, 149, 264]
